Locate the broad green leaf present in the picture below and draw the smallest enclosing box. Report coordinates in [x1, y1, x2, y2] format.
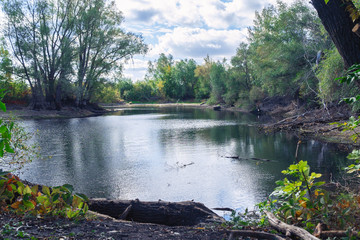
[0, 125, 7, 134]
[23, 200, 35, 209]
[42, 186, 51, 196]
[24, 186, 32, 195]
[62, 184, 74, 193]
[0, 101, 6, 112]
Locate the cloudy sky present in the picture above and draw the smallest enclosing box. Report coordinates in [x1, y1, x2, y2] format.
[116, 0, 296, 81]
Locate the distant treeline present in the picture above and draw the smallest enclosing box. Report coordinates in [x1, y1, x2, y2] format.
[106, 0, 358, 111]
[0, 0, 358, 111]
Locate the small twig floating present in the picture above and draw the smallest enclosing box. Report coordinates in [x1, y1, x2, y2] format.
[221, 155, 273, 162]
[176, 161, 194, 168]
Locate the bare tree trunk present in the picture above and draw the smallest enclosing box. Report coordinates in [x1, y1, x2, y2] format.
[311, 0, 360, 74]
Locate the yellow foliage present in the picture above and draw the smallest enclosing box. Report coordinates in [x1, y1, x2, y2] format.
[299, 200, 307, 208]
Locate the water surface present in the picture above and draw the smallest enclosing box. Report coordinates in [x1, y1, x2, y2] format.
[18, 107, 348, 211]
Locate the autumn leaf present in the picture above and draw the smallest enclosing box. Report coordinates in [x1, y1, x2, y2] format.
[11, 201, 21, 209]
[299, 200, 307, 208]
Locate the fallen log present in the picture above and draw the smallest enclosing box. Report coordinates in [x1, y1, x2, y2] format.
[264, 211, 320, 240]
[89, 198, 224, 226]
[228, 230, 286, 240]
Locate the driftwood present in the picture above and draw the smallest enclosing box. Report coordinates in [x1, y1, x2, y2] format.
[89, 198, 224, 226]
[228, 230, 285, 240]
[313, 223, 359, 239]
[265, 211, 320, 240]
[222, 155, 273, 162]
[212, 207, 235, 212]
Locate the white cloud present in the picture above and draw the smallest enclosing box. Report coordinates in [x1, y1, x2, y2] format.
[149, 27, 248, 59]
[123, 58, 149, 81]
[115, 0, 278, 29]
[115, 0, 298, 80]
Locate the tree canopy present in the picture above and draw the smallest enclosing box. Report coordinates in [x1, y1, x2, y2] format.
[1, 0, 147, 109]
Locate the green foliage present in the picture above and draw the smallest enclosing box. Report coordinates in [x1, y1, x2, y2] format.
[170, 59, 198, 100]
[335, 64, 360, 110]
[0, 45, 29, 104]
[123, 81, 153, 102]
[249, 1, 322, 96]
[0, 90, 14, 158]
[1, 0, 147, 108]
[223, 208, 263, 229]
[316, 46, 347, 104]
[332, 116, 360, 143]
[0, 89, 38, 171]
[345, 149, 360, 177]
[0, 173, 88, 219]
[254, 161, 360, 232]
[194, 56, 212, 100]
[92, 81, 122, 103]
[209, 61, 227, 103]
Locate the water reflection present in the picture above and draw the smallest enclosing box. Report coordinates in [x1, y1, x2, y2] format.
[17, 107, 348, 211]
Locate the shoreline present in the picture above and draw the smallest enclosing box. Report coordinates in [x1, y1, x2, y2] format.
[0, 103, 355, 147]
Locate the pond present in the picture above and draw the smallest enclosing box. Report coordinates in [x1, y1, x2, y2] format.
[18, 107, 348, 212]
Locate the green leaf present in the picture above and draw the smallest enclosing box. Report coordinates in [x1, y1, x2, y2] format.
[5, 143, 14, 153]
[324, 0, 330, 4]
[24, 186, 32, 195]
[62, 184, 74, 193]
[52, 193, 60, 202]
[42, 186, 51, 196]
[75, 193, 89, 202]
[0, 125, 7, 134]
[23, 200, 35, 209]
[0, 101, 6, 112]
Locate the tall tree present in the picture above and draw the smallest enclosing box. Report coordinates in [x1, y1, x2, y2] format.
[194, 56, 213, 100]
[2, 0, 78, 109]
[170, 59, 197, 100]
[1, 0, 147, 109]
[74, 0, 147, 107]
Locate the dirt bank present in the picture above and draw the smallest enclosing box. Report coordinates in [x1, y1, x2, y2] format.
[0, 105, 109, 120]
[0, 211, 230, 240]
[260, 103, 359, 148]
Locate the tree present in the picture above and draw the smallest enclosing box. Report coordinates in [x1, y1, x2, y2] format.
[74, 0, 147, 107]
[249, 1, 324, 97]
[2, 0, 78, 109]
[170, 59, 197, 100]
[1, 0, 147, 109]
[209, 60, 227, 103]
[194, 56, 212, 100]
[311, 0, 360, 73]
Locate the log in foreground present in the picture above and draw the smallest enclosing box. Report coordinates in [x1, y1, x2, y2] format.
[89, 198, 224, 226]
[265, 211, 320, 240]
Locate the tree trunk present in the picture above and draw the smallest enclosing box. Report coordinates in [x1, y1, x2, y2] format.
[55, 83, 62, 110]
[311, 0, 360, 73]
[88, 198, 224, 226]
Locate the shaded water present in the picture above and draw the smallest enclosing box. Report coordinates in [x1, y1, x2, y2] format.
[18, 107, 348, 211]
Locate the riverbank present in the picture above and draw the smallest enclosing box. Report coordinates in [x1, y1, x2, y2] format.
[102, 102, 358, 147]
[0, 102, 356, 147]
